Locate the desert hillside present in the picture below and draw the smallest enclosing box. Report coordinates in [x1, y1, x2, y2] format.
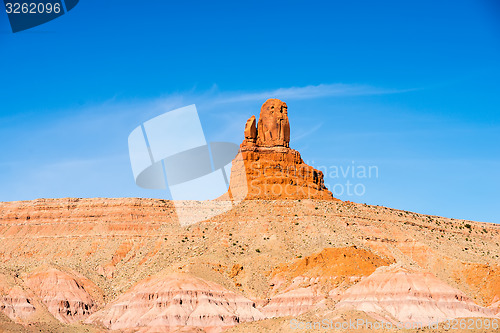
[0, 197, 499, 332]
[0, 99, 499, 332]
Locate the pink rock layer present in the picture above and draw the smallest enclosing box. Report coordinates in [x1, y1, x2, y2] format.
[86, 273, 264, 332]
[0, 276, 35, 322]
[261, 285, 324, 318]
[336, 265, 498, 324]
[24, 268, 102, 323]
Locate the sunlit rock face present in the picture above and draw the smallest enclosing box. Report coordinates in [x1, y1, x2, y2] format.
[233, 98, 335, 200]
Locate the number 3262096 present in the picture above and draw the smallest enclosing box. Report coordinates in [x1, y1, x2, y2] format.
[5, 2, 61, 14]
[443, 318, 498, 330]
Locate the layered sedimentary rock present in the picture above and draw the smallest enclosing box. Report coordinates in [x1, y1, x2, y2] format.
[87, 273, 264, 332]
[261, 285, 324, 318]
[336, 265, 497, 324]
[24, 268, 102, 323]
[0, 275, 35, 322]
[269, 247, 393, 292]
[231, 99, 335, 200]
[0, 197, 174, 226]
[261, 247, 393, 318]
[0, 196, 499, 331]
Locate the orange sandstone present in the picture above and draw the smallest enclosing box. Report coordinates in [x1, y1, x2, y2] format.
[231, 99, 335, 200]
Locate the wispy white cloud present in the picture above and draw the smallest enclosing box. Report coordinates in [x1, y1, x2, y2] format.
[14, 83, 406, 127]
[209, 83, 413, 105]
[293, 122, 324, 142]
[1, 82, 413, 201]
[167, 83, 413, 142]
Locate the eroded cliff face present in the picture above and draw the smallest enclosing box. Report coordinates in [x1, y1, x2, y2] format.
[230, 99, 335, 200]
[24, 268, 103, 324]
[86, 273, 264, 332]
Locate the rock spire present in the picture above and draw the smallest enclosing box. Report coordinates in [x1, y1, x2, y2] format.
[231, 99, 335, 200]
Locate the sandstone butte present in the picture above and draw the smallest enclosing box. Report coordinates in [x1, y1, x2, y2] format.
[0, 99, 499, 332]
[229, 98, 336, 200]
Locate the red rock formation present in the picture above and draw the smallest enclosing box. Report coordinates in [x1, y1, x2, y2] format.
[336, 265, 498, 324]
[86, 273, 264, 332]
[270, 247, 393, 288]
[256, 99, 290, 148]
[231, 99, 336, 200]
[24, 268, 103, 323]
[242, 115, 257, 147]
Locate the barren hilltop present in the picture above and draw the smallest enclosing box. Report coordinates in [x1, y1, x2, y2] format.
[0, 100, 499, 332]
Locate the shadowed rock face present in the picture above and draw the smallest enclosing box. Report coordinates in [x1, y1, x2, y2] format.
[234, 99, 335, 200]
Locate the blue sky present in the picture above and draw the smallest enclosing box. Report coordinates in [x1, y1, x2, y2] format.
[0, 0, 499, 223]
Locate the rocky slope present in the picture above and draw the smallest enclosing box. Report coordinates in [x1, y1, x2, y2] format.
[1, 198, 498, 332]
[0, 99, 499, 332]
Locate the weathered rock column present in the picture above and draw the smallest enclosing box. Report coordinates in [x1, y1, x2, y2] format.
[230, 98, 336, 200]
